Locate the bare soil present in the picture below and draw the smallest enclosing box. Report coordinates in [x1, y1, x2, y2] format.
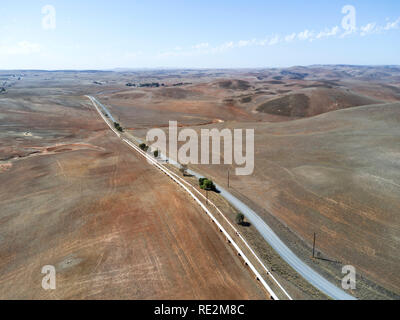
[0, 89, 266, 299]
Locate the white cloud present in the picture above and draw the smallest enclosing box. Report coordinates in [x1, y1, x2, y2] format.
[339, 28, 357, 38]
[238, 40, 252, 47]
[155, 15, 400, 59]
[268, 35, 280, 45]
[192, 42, 209, 49]
[212, 41, 234, 52]
[284, 33, 296, 43]
[256, 38, 268, 46]
[360, 22, 377, 36]
[316, 26, 340, 39]
[297, 29, 314, 41]
[357, 16, 400, 36]
[0, 41, 42, 55]
[384, 17, 400, 30]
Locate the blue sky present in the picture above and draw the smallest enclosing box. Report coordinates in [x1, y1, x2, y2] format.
[0, 0, 399, 69]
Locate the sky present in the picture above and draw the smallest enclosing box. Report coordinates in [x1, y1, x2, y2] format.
[0, 0, 399, 69]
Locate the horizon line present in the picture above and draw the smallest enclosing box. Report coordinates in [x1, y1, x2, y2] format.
[1, 64, 400, 72]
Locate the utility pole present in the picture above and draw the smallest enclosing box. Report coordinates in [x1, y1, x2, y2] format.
[227, 170, 230, 188]
[312, 233, 316, 258]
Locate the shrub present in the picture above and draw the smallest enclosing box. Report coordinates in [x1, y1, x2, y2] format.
[139, 143, 149, 151]
[199, 178, 216, 191]
[113, 122, 123, 132]
[153, 150, 159, 158]
[203, 179, 214, 190]
[235, 213, 245, 225]
[199, 178, 206, 188]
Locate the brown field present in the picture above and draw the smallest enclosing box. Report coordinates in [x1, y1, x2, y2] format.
[0, 89, 266, 299]
[89, 66, 400, 299]
[182, 103, 400, 299]
[1, 65, 400, 300]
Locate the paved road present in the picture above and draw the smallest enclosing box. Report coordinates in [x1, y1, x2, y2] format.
[214, 183, 356, 300]
[87, 95, 356, 300]
[90, 96, 117, 123]
[185, 175, 355, 300]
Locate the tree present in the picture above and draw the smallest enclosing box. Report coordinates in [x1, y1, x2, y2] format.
[153, 149, 159, 158]
[113, 122, 123, 132]
[139, 143, 149, 151]
[199, 178, 216, 191]
[203, 179, 214, 190]
[235, 213, 245, 225]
